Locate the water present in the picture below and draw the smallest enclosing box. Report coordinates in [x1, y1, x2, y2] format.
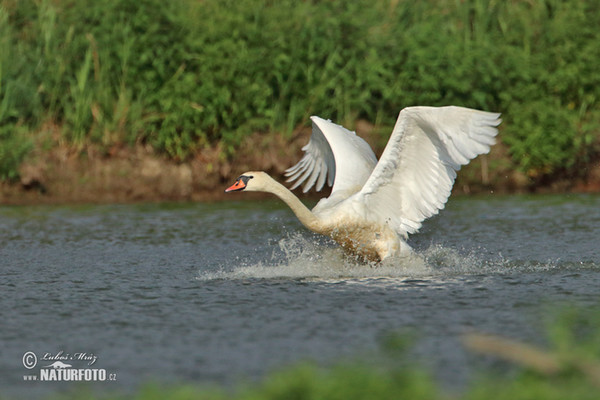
[1, 194, 599, 398]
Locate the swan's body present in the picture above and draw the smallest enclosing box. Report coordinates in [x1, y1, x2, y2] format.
[226, 106, 501, 262]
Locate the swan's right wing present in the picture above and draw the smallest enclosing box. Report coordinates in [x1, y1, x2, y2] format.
[354, 106, 501, 236]
[285, 116, 377, 194]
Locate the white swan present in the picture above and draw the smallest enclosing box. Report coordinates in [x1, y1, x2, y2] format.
[226, 106, 501, 262]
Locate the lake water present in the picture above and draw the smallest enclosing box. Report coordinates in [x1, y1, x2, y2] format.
[1, 194, 599, 398]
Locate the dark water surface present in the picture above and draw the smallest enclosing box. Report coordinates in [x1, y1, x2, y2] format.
[1, 194, 599, 398]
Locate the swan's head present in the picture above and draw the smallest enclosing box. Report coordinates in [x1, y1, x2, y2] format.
[225, 171, 267, 193]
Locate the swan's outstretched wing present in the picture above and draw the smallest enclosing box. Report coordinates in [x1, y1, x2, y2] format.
[285, 116, 377, 194]
[355, 106, 501, 236]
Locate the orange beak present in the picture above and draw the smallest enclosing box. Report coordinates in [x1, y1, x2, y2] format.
[225, 179, 246, 192]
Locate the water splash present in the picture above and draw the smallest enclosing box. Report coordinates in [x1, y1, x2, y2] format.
[195, 233, 550, 282]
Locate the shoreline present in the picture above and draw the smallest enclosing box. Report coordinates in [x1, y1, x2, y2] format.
[2, 125, 600, 206]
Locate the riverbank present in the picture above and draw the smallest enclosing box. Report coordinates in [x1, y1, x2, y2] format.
[3, 0, 600, 199]
[2, 122, 600, 206]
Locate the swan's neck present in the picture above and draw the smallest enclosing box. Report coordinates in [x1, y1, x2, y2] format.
[262, 177, 322, 233]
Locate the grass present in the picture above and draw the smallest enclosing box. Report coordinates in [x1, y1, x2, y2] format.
[1, 0, 599, 183]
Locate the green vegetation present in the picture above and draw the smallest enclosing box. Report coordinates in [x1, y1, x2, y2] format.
[8, 307, 598, 400]
[1, 0, 599, 182]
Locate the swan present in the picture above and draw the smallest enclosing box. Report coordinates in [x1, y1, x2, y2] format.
[225, 106, 501, 262]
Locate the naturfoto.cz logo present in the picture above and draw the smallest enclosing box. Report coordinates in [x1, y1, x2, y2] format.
[22, 351, 117, 382]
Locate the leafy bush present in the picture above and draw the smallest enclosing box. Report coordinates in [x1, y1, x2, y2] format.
[0, 125, 31, 181]
[0, 5, 34, 179]
[1, 0, 599, 180]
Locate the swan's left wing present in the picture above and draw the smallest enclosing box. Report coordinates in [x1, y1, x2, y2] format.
[285, 116, 377, 194]
[354, 106, 501, 236]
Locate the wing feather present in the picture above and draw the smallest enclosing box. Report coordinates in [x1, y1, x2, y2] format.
[285, 116, 377, 195]
[355, 106, 501, 236]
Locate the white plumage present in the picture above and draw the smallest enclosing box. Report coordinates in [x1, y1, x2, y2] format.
[226, 106, 501, 262]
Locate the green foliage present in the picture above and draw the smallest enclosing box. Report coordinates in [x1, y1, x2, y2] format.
[1, 0, 599, 180]
[490, 0, 600, 176]
[236, 362, 435, 400]
[0, 125, 31, 181]
[546, 306, 600, 363]
[464, 306, 600, 400]
[0, 6, 33, 180]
